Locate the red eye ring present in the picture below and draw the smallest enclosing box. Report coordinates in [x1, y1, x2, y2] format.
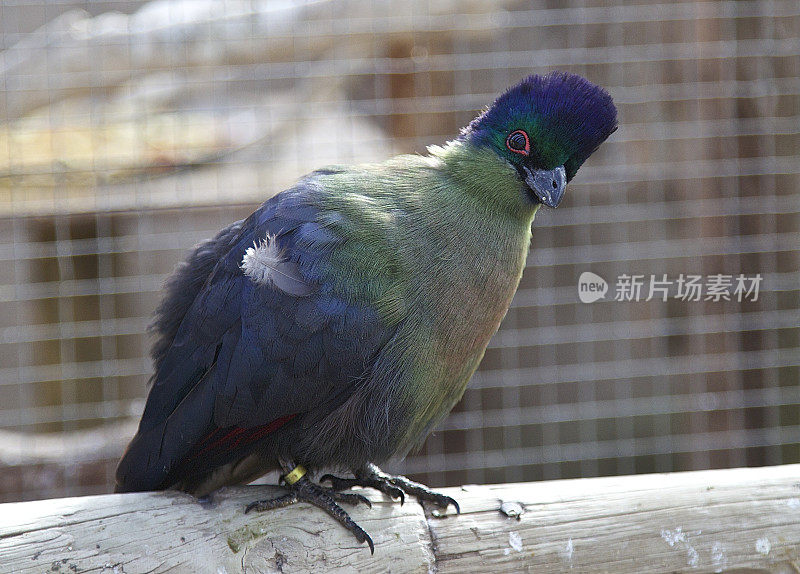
[506, 129, 530, 156]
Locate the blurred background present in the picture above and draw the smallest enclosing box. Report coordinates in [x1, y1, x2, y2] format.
[0, 0, 798, 502]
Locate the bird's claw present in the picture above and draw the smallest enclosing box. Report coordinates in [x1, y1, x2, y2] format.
[323, 464, 459, 514]
[245, 476, 374, 554]
[349, 521, 375, 554]
[245, 463, 456, 555]
[383, 472, 460, 514]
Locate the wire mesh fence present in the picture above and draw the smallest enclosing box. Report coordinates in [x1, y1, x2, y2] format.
[0, 0, 798, 502]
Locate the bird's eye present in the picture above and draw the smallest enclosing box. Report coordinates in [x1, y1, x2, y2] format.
[506, 130, 530, 156]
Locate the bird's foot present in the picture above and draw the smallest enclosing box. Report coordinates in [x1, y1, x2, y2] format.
[245, 464, 374, 553]
[321, 462, 460, 514]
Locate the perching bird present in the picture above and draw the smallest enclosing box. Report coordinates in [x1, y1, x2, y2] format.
[116, 72, 617, 552]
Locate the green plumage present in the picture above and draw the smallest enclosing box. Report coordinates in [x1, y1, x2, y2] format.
[305, 141, 538, 455]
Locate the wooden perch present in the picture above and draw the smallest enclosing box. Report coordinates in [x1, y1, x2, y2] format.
[1, 464, 799, 573]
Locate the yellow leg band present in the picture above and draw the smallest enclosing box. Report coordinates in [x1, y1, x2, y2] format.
[284, 465, 307, 485]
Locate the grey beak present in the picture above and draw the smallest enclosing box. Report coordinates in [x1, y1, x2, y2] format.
[523, 165, 567, 208]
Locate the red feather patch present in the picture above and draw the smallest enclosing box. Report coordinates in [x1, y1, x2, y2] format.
[188, 414, 297, 461]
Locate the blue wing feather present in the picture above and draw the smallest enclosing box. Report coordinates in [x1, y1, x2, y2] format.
[116, 183, 397, 491]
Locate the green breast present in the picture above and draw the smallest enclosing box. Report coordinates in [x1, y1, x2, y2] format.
[391, 145, 538, 455]
[309, 142, 538, 459]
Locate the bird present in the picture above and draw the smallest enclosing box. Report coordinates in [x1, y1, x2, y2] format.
[116, 71, 618, 553]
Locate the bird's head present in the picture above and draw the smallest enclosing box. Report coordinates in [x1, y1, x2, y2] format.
[462, 72, 617, 208]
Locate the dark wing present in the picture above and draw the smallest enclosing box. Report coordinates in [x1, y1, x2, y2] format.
[116, 184, 396, 491]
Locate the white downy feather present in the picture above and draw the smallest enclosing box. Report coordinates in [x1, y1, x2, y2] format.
[240, 234, 313, 296]
[240, 234, 285, 286]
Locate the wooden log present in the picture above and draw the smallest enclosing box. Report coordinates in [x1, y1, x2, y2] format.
[1, 464, 799, 573]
